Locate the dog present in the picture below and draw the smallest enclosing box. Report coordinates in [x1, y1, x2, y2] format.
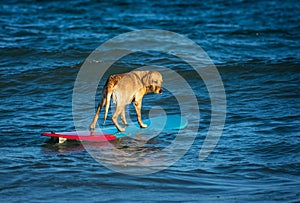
[89, 70, 163, 132]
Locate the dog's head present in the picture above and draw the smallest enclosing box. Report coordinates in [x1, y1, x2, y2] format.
[148, 71, 163, 94]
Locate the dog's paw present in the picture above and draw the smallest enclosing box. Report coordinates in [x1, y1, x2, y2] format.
[89, 124, 95, 130]
[118, 127, 126, 132]
[122, 121, 129, 126]
[140, 123, 148, 128]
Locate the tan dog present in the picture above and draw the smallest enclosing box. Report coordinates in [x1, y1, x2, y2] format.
[90, 70, 163, 132]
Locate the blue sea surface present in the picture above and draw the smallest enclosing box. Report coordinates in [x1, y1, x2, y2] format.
[1, 0, 300, 202]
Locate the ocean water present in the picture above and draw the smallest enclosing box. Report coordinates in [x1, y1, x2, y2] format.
[1, 0, 300, 202]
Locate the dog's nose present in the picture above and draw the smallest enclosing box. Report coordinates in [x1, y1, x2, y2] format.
[159, 88, 163, 94]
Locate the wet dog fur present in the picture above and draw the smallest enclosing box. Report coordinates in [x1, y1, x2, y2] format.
[89, 70, 163, 132]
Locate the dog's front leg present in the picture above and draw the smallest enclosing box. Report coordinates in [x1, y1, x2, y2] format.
[134, 100, 147, 128]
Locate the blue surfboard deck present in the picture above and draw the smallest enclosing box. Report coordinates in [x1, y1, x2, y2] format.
[97, 115, 188, 138]
[42, 115, 188, 143]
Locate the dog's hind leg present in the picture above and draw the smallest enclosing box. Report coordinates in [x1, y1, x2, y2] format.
[89, 98, 105, 130]
[104, 91, 112, 123]
[112, 105, 126, 132]
[121, 108, 128, 126]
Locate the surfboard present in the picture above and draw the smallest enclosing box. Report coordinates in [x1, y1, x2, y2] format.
[41, 131, 117, 142]
[42, 115, 188, 143]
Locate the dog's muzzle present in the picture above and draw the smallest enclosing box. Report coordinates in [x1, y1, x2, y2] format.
[153, 85, 163, 94]
[155, 86, 163, 94]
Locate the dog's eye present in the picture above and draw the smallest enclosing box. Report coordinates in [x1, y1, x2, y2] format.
[153, 80, 158, 84]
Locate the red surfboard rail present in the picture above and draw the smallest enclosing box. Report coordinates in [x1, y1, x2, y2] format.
[41, 131, 117, 142]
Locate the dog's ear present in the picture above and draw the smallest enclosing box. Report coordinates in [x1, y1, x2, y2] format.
[142, 71, 162, 86]
[141, 71, 152, 85]
[150, 71, 162, 86]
